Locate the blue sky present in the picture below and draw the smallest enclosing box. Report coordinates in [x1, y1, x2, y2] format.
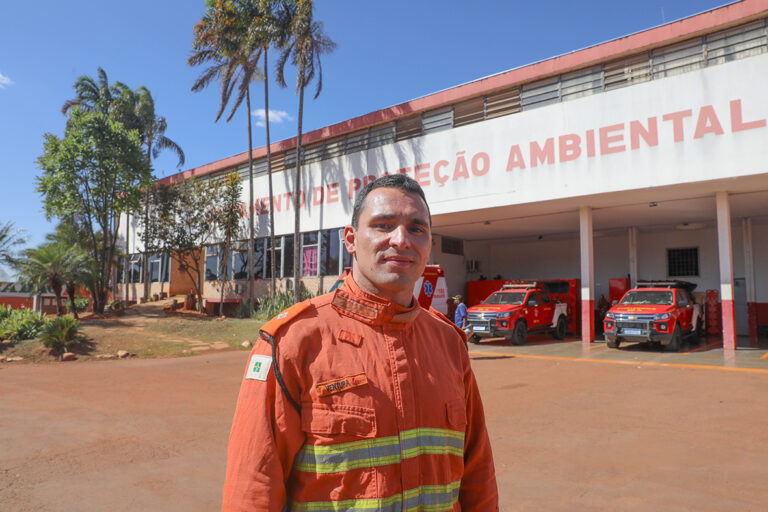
[0, 0, 732, 279]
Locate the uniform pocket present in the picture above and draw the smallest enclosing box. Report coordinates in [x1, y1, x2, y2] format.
[301, 402, 377, 438]
[446, 398, 467, 428]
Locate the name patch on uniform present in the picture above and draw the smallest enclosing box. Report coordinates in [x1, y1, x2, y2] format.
[316, 373, 368, 397]
[246, 354, 273, 381]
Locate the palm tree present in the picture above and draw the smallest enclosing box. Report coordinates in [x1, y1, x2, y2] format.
[16, 243, 87, 317]
[275, 0, 336, 302]
[61, 67, 117, 116]
[190, 0, 266, 312]
[0, 221, 25, 268]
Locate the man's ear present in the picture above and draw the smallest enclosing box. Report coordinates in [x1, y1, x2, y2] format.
[343, 225, 356, 255]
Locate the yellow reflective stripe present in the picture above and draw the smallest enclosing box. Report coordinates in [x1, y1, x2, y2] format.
[289, 480, 462, 512]
[399, 427, 464, 441]
[300, 435, 400, 455]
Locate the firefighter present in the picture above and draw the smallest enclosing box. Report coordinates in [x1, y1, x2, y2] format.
[222, 174, 498, 511]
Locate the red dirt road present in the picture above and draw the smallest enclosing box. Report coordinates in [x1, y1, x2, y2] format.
[2, 351, 767, 511]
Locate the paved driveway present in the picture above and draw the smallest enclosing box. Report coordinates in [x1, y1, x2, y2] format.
[2, 346, 767, 511]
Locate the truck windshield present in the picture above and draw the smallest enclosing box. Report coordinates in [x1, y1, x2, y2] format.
[484, 292, 525, 305]
[620, 291, 674, 305]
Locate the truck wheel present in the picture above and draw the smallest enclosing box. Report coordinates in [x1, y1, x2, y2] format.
[666, 325, 682, 352]
[510, 320, 527, 346]
[552, 316, 567, 340]
[606, 336, 620, 349]
[469, 334, 481, 345]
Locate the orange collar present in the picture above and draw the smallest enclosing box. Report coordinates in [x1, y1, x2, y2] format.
[331, 276, 421, 326]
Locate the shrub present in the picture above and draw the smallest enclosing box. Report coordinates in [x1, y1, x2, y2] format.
[252, 288, 314, 321]
[106, 300, 125, 314]
[0, 308, 48, 341]
[40, 316, 80, 353]
[66, 297, 89, 314]
[236, 300, 252, 319]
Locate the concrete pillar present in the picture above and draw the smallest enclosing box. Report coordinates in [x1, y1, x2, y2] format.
[743, 218, 758, 346]
[628, 226, 638, 288]
[579, 206, 595, 344]
[716, 192, 737, 350]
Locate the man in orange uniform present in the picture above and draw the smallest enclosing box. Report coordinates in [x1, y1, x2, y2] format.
[222, 174, 498, 511]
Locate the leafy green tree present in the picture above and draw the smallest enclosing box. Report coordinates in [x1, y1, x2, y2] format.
[148, 178, 223, 311]
[37, 109, 152, 314]
[61, 67, 119, 116]
[275, 0, 335, 302]
[0, 221, 25, 268]
[15, 243, 87, 316]
[213, 173, 245, 315]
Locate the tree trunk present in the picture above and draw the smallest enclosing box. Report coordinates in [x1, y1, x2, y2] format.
[246, 87, 255, 314]
[143, 149, 152, 302]
[220, 239, 229, 316]
[293, 84, 305, 304]
[54, 285, 64, 317]
[264, 47, 276, 296]
[124, 213, 130, 302]
[67, 282, 78, 320]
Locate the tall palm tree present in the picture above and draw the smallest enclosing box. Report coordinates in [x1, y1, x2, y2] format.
[190, 0, 266, 312]
[16, 243, 87, 317]
[275, 0, 335, 302]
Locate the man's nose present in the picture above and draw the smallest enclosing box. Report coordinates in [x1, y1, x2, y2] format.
[389, 224, 409, 247]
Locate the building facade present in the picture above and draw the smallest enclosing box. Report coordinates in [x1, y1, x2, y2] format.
[118, 0, 768, 347]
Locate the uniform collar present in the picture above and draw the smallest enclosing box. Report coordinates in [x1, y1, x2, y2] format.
[332, 275, 421, 326]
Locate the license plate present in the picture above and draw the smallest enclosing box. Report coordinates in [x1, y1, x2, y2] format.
[473, 325, 487, 332]
[623, 328, 642, 335]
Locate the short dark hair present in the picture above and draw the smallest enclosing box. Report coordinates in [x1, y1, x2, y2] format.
[351, 174, 431, 228]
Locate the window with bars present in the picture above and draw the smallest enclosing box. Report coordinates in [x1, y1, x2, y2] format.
[344, 131, 368, 154]
[652, 37, 704, 79]
[560, 65, 602, 102]
[485, 87, 521, 119]
[520, 76, 560, 110]
[453, 97, 485, 127]
[441, 236, 464, 256]
[706, 20, 767, 65]
[667, 247, 699, 277]
[303, 142, 324, 165]
[604, 53, 651, 91]
[369, 124, 396, 149]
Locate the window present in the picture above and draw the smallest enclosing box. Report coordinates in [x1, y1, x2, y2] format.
[266, 235, 294, 278]
[266, 236, 281, 279]
[116, 257, 125, 284]
[230, 242, 249, 280]
[441, 236, 463, 256]
[149, 257, 161, 283]
[396, 115, 422, 141]
[422, 107, 453, 134]
[129, 255, 142, 283]
[676, 290, 689, 306]
[321, 228, 342, 276]
[253, 239, 265, 280]
[667, 247, 699, 277]
[302, 232, 319, 277]
[205, 245, 220, 281]
[527, 292, 541, 306]
[521, 76, 560, 110]
[540, 291, 551, 305]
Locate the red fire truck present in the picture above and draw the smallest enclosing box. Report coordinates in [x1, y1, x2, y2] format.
[466, 282, 568, 345]
[603, 281, 704, 351]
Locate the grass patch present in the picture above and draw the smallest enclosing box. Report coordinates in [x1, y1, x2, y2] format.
[144, 317, 265, 348]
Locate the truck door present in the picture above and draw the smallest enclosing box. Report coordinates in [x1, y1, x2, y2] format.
[539, 290, 555, 327]
[525, 292, 541, 328]
[676, 290, 693, 331]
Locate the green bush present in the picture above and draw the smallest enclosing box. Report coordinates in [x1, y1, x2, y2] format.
[0, 307, 49, 341]
[236, 300, 252, 319]
[252, 288, 314, 321]
[66, 297, 89, 314]
[40, 316, 80, 353]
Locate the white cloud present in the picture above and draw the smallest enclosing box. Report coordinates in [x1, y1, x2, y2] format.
[0, 73, 13, 89]
[252, 108, 293, 127]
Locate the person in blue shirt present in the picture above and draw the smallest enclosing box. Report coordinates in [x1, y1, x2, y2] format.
[453, 294, 467, 328]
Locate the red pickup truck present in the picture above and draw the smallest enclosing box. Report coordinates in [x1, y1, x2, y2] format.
[466, 283, 568, 345]
[603, 281, 704, 351]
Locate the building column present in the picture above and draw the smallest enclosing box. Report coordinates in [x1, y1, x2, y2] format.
[628, 226, 638, 288]
[743, 218, 758, 346]
[580, 206, 595, 344]
[716, 192, 737, 350]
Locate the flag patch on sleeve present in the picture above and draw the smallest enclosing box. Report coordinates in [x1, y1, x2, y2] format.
[246, 354, 272, 381]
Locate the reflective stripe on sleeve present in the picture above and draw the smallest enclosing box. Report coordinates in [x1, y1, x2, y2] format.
[293, 428, 464, 474]
[288, 480, 461, 512]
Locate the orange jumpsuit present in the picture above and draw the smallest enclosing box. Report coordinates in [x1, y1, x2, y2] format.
[222, 277, 498, 511]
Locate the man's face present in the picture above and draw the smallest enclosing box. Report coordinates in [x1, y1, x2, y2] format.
[344, 187, 432, 306]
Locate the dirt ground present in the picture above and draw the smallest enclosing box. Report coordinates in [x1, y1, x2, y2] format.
[2, 349, 767, 511]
